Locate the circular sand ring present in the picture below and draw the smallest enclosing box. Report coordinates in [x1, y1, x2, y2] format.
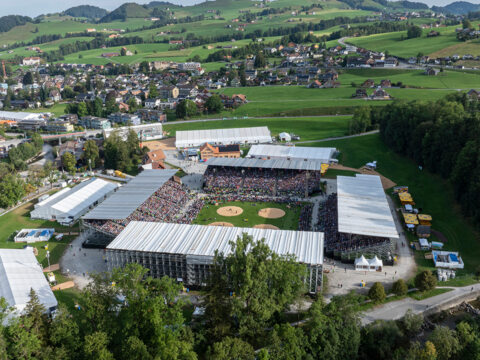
[253, 224, 280, 230]
[258, 208, 286, 219]
[209, 222, 234, 227]
[217, 206, 244, 217]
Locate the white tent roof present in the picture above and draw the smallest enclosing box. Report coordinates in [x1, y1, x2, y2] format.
[368, 256, 383, 267]
[337, 174, 399, 239]
[31, 178, 118, 220]
[0, 248, 57, 314]
[175, 127, 271, 148]
[248, 144, 336, 163]
[107, 221, 324, 266]
[354, 255, 369, 266]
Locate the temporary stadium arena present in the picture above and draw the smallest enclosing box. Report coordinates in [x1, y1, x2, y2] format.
[80, 150, 399, 293]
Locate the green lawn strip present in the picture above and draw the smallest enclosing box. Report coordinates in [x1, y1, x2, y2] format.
[324, 168, 359, 179]
[408, 288, 453, 301]
[300, 134, 480, 273]
[193, 201, 302, 230]
[164, 116, 351, 142]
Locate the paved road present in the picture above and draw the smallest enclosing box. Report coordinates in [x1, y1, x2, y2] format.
[362, 283, 480, 325]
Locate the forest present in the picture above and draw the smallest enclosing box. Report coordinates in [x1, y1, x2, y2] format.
[2, 235, 480, 359]
[377, 93, 480, 226]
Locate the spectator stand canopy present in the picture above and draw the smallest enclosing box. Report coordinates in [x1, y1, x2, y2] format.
[206, 157, 325, 172]
[107, 221, 324, 293]
[248, 144, 337, 164]
[175, 126, 272, 148]
[30, 178, 119, 225]
[337, 174, 399, 239]
[83, 169, 177, 221]
[0, 248, 58, 318]
[103, 123, 164, 141]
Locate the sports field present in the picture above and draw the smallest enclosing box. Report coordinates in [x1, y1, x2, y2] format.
[192, 201, 304, 230]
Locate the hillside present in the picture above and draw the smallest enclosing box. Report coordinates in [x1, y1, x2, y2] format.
[99, 3, 151, 23]
[63, 5, 108, 19]
[432, 1, 480, 15]
[0, 15, 32, 33]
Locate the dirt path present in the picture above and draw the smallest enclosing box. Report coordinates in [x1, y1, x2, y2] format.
[330, 164, 396, 189]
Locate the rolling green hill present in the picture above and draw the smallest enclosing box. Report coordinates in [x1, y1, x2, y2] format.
[99, 3, 152, 23]
[63, 5, 108, 19]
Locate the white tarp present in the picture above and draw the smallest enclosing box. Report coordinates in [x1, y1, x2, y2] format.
[337, 174, 399, 239]
[0, 248, 57, 315]
[175, 127, 272, 148]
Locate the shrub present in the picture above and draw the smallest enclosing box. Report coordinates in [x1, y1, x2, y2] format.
[392, 279, 408, 296]
[414, 270, 437, 292]
[368, 282, 386, 303]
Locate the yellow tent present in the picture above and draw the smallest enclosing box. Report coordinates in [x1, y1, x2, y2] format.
[403, 213, 419, 225]
[321, 163, 329, 175]
[399, 192, 414, 205]
[418, 214, 432, 225]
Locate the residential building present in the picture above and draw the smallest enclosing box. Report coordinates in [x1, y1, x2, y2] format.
[79, 116, 111, 130]
[200, 143, 241, 160]
[108, 113, 141, 126]
[22, 57, 41, 66]
[46, 120, 74, 133]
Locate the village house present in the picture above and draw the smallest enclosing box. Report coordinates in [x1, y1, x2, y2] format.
[200, 143, 241, 160]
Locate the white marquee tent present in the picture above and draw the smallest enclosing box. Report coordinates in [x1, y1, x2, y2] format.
[0, 248, 57, 316]
[30, 178, 118, 225]
[175, 126, 272, 148]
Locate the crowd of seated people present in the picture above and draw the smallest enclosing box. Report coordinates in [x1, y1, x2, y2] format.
[318, 194, 391, 255]
[204, 166, 322, 198]
[178, 198, 205, 224]
[84, 180, 203, 236]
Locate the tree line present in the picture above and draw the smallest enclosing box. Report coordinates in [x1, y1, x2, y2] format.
[3, 234, 480, 359]
[372, 93, 480, 226]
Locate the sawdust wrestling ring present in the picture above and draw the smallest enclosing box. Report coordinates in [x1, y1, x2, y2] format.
[217, 206, 244, 217]
[258, 208, 285, 219]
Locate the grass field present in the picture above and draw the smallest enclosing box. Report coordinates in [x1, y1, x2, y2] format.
[303, 134, 480, 274]
[192, 201, 303, 230]
[213, 86, 455, 118]
[348, 22, 480, 58]
[340, 69, 480, 89]
[164, 115, 351, 141]
[0, 201, 78, 267]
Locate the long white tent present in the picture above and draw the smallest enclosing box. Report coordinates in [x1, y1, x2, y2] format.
[0, 248, 57, 315]
[175, 126, 272, 148]
[337, 174, 399, 239]
[206, 157, 324, 171]
[248, 144, 337, 163]
[83, 169, 177, 220]
[31, 178, 118, 225]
